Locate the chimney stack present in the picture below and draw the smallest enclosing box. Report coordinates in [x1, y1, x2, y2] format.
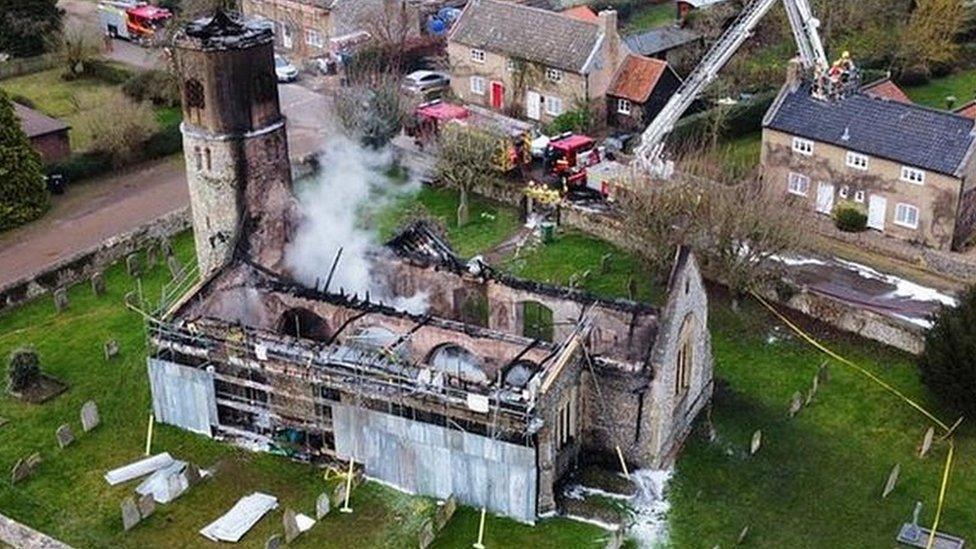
[598, 10, 620, 71]
[785, 56, 803, 88]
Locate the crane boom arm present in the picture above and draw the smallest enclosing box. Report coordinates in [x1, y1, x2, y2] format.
[633, 0, 828, 176]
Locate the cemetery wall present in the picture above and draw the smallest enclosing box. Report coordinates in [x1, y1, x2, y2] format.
[0, 512, 73, 549]
[0, 208, 191, 313]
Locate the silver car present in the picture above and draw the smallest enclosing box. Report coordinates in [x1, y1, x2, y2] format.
[402, 70, 450, 93]
[274, 55, 299, 83]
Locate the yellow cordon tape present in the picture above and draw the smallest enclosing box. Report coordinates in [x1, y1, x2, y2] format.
[749, 291, 957, 548]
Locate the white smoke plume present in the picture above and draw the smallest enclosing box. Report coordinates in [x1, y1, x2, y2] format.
[284, 135, 427, 313]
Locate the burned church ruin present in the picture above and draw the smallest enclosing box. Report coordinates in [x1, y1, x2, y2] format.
[147, 12, 714, 523]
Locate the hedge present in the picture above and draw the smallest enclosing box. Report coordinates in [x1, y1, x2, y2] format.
[47, 117, 182, 182]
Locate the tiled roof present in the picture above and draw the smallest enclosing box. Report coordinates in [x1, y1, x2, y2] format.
[449, 0, 601, 73]
[623, 26, 699, 56]
[861, 78, 912, 104]
[561, 5, 598, 22]
[13, 102, 70, 138]
[607, 54, 669, 103]
[764, 82, 976, 177]
[956, 100, 976, 120]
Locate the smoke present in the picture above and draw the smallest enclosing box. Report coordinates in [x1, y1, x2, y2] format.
[284, 135, 427, 313]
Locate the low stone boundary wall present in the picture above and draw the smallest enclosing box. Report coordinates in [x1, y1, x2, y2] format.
[0, 208, 191, 313]
[0, 512, 73, 549]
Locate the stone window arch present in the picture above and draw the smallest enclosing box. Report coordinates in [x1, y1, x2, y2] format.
[675, 314, 696, 396]
[520, 300, 553, 342]
[277, 307, 330, 341]
[427, 343, 487, 384]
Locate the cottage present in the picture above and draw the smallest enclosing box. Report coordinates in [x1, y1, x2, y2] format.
[447, 0, 629, 123]
[762, 75, 976, 250]
[13, 102, 70, 164]
[606, 54, 682, 130]
[150, 11, 714, 525]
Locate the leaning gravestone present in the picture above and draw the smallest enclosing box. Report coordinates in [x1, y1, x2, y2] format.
[167, 255, 183, 278]
[121, 496, 141, 531]
[737, 525, 750, 544]
[882, 463, 901, 499]
[91, 272, 106, 296]
[817, 362, 829, 384]
[53, 288, 69, 312]
[435, 495, 457, 530]
[126, 253, 141, 277]
[788, 391, 803, 418]
[184, 463, 202, 487]
[418, 519, 436, 549]
[159, 237, 172, 258]
[80, 400, 100, 432]
[265, 534, 283, 549]
[315, 492, 331, 519]
[103, 340, 120, 360]
[918, 427, 935, 458]
[282, 508, 300, 543]
[750, 430, 762, 455]
[332, 481, 347, 509]
[137, 493, 156, 519]
[55, 424, 75, 449]
[146, 243, 158, 267]
[10, 458, 32, 484]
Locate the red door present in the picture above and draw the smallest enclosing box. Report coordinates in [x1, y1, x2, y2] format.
[490, 82, 504, 109]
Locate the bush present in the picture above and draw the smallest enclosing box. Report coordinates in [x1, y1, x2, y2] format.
[123, 69, 180, 107]
[47, 150, 114, 182]
[918, 286, 976, 418]
[76, 95, 159, 166]
[546, 109, 592, 135]
[833, 202, 867, 232]
[896, 64, 931, 87]
[6, 347, 40, 393]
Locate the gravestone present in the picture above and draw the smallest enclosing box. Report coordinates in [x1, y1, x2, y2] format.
[750, 430, 762, 455]
[121, 496, 141, 531]
[918, 427, 934, 458]
[146, 243, 158, 268]
[184, 463, 202, 486]
[600, 253, 613, 274]
[137, 493, 156, 519]
[53, 288, 68, 312]
[435, 495, 457, 530]
[55, 424, 75, 449]
[811, 373, 819, 395]
[882, 463, 900, 498]
[788, 391, 803, 418]
[817, 362, 829, 384]
[91, 271, 106, 296]
[167, 255, 183, 278]
[0, 417, 8, 429]
[418, 519, 436, 548]
[282, 508, 300, 543]
[332, 481, 348, 509]
[80, 400, 100, 432]
[126, 254, 141, 277]
[265, 534, 283, 549]
[737, 525, 750, 544]
[103, 340, 120, 360]
[10, 458, 31, 484]
[315, 492, 331, 519]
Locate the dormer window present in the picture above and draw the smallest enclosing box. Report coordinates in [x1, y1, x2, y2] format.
[901, 166, 925, 185]
[846, 151, 868, 170]
[470, 48, 486, 63]
[792, 137, 813, 156]
[546, 68, 563, 82]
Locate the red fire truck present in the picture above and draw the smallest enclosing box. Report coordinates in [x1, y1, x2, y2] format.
[98, 1, 172, 44]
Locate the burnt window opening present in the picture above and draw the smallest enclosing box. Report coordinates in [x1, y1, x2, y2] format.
[193, 147, 202, 171]
[277, 308, 331, 341]
[502, 360, 538, 388]
[204, 148, 212, 171]
[253, 71, 275, 103]
[427, 344, 487, 384]
[521, 301, 554, 342]
[675, 315, 695, 396]
[184, 78, 205, 110]
[454, 288, 489, 327]
[554, 385, 577, 449]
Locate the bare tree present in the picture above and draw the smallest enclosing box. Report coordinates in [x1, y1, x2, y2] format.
[435, 123, 499, 227]
[77, 95, 159, 165]
[897, 0, 966, 74]
[51, 23, 100, 77]
[332, 66, 406, 148]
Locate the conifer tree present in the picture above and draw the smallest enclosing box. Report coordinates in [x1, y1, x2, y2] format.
[918, 286, 976, 418]
[0, 91, 49, 231]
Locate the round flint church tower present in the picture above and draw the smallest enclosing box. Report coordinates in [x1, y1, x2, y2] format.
[174, 11, 295, 277]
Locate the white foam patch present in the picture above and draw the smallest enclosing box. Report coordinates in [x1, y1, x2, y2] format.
[629, 469, 673, 548]
[832, 258, 957, 307]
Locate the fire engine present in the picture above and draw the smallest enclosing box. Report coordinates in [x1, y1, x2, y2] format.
[98, 1, 172, 45]
[543, 133, 603, 191]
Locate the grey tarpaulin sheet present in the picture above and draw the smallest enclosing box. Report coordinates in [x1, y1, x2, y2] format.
[148, 358, 218, 436]
[333, 404, 537, 523]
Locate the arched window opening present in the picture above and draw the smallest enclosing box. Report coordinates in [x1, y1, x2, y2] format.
[204, 148, 212, 171]
[502, 360, 537, 388]
[675, 314, 695, 396]
[277, 308, 330, 342]
[521, 301, 553, 342]
[347, 326, 401, 353]
[184, 78, 205, 109]
[428, 344, 487, 384]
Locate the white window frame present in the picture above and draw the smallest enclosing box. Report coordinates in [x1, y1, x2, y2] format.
[854, 190, 865, 203]
[894, 202, 920, 229]
[546, 68, 563, 82]
[305, 28, 323, 48]
[470, 48, 486, 63]
[792, 137, 814, 156]
[901, 166, 925, 185]
[787, 171, 810, 196]
[846, 151, 869, 170]
[545, 95, 563, 116]
[617, 98, 631, 115]
[470, 75, 486, 95]
[506, 58, 517, 72]
[838, 185, 849, 199]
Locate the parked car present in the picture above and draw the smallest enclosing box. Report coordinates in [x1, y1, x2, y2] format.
[274, 55, 299, 83]
[530, 133, 551, 158]
[401, 70, 450, 94]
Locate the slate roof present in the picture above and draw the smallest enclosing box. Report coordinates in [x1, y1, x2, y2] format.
[861, 78, 911, 104]
[764, 82, 976, 177]
[13, 103, 70, 138]
[624, 26, 698, 57]
[607, 54, 671, 103]
[449, 0, 602, 73]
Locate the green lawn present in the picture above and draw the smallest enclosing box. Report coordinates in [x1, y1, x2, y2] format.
[624, 2, 676, 32]
[904, 69, 976, 110]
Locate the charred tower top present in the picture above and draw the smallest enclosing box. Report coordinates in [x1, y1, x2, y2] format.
[175, 11, 295, 277]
